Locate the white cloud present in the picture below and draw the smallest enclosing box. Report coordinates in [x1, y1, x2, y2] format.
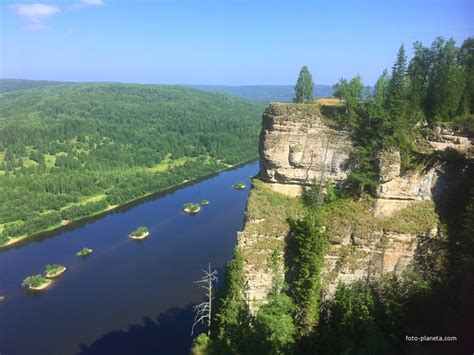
[80, 0, 104, 5]
[9, 3, 60, 21]
[9, 3, 60, 30]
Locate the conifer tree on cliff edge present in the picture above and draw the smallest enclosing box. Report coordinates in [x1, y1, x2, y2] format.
[294, 65, 314, 103]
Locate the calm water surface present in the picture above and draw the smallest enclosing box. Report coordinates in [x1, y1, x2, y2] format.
[0, 162, 258, 355]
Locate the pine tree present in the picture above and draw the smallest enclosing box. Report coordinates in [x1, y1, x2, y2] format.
[426, 37, 465, 121]
[386, 44, 408, 121]
[459, 37, 474, 115]
[294, 66, 314, 103]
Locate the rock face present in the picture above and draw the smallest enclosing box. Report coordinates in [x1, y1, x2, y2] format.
[259, 104, 352, 194]
[322, 231, 420, 297]
[374, 149, 436, 217]
[237, 103, 471, 311]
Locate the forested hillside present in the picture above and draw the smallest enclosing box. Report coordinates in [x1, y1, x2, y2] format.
[0, 84, 264, 246]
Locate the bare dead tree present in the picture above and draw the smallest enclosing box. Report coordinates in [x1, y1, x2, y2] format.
[191, 263, 218, 336]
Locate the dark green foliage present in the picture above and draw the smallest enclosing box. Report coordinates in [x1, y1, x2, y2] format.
[333, 75, 363, 126]
[130, 226, 148, 237]
[294, 66, 314, 103]
[61, 200, 109, 221]
[252, 252, 297, 354]
[287, 216, 328, 333]
[22, 274, 49, 288]
[303, 179, 340, 207]
[459, 38, 474, 114]
[212, 249, 249, 353]
[191, 333, 212, 355]
[386, 44, 408, 122]
[314, 282, 390, 355]
[0, 84, 264, 243]
[425, 38, 465, 121]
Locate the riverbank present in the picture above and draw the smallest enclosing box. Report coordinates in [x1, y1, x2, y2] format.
[29, 279, 52, 291]
[129, 231, 150, 240]
[0, 157, 258, 250]
[45, 266, 67, 278]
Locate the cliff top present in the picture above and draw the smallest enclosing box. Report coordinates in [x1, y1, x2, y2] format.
[264, 102, 321, 120]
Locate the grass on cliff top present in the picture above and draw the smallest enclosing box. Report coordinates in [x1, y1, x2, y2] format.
[243, 179, 305, 269]
[246, 179, 305, 236]
[319, 197, 439, 242]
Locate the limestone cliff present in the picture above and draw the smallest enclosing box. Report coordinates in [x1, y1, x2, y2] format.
[259, 103, 352, 196]
[238, 103, 472, 311]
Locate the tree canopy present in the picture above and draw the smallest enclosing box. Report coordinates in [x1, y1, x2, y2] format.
[294, 66, 314, 103]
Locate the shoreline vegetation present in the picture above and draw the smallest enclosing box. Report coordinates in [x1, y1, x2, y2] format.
[76, 247, 93, 257]
[0, 158, 257, 249]
[45, 264, 67, 278]
[21, 275, 52, 291]
[129, 226, 150, 240]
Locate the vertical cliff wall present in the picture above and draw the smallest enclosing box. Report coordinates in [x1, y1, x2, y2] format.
[238, 103, 471, 311]
[258, 103, 352, 196]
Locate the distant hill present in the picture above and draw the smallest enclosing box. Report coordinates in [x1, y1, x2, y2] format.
[184, 85, 334, 104]
[0, 79, 73, 93]
[1, 80, 334, 104]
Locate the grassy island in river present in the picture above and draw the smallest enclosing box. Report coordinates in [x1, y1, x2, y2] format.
[76, 247, 93, 257]
[45, 264, 67, 278]
[130, 226, 150, 240]
[233, 181, 247, 189]
[22, 275, 52, 290]
[200, 199, 210, 206]
[183, 203, 201, 214]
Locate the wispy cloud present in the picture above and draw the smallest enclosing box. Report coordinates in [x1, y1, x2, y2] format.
[80, 0, 104, 5]
[9, 3, 61, 30]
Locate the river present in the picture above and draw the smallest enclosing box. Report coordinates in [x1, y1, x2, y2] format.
[0, 161, 259, 355]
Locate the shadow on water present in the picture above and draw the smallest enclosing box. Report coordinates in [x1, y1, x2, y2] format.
[76, 305, 198, 355]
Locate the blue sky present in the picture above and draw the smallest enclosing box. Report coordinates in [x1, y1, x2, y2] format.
[1, 0, 472, 85]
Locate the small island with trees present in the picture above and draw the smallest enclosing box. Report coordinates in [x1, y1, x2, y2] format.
[76, 247, 93, 257]
[200, 199, 210, 206]
[129, 226, 150, 240]
[183, 203, 201, 214]
[45, 264, 66, 278]
[233, 182, 247, 190]
[0, 295, 5, 302]
[22, 274, 52, 291]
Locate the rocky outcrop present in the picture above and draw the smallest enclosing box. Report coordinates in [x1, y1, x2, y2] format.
[427, 125, 474, 154]
[374, 149, 436, 216]
[259, 104, 352, 193]
[322, 231, 421, 297]
[238, 103, 472, 311]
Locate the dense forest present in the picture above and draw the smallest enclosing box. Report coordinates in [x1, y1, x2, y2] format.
[0, 83, 264, 245]
[193, 36, 473, 354]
